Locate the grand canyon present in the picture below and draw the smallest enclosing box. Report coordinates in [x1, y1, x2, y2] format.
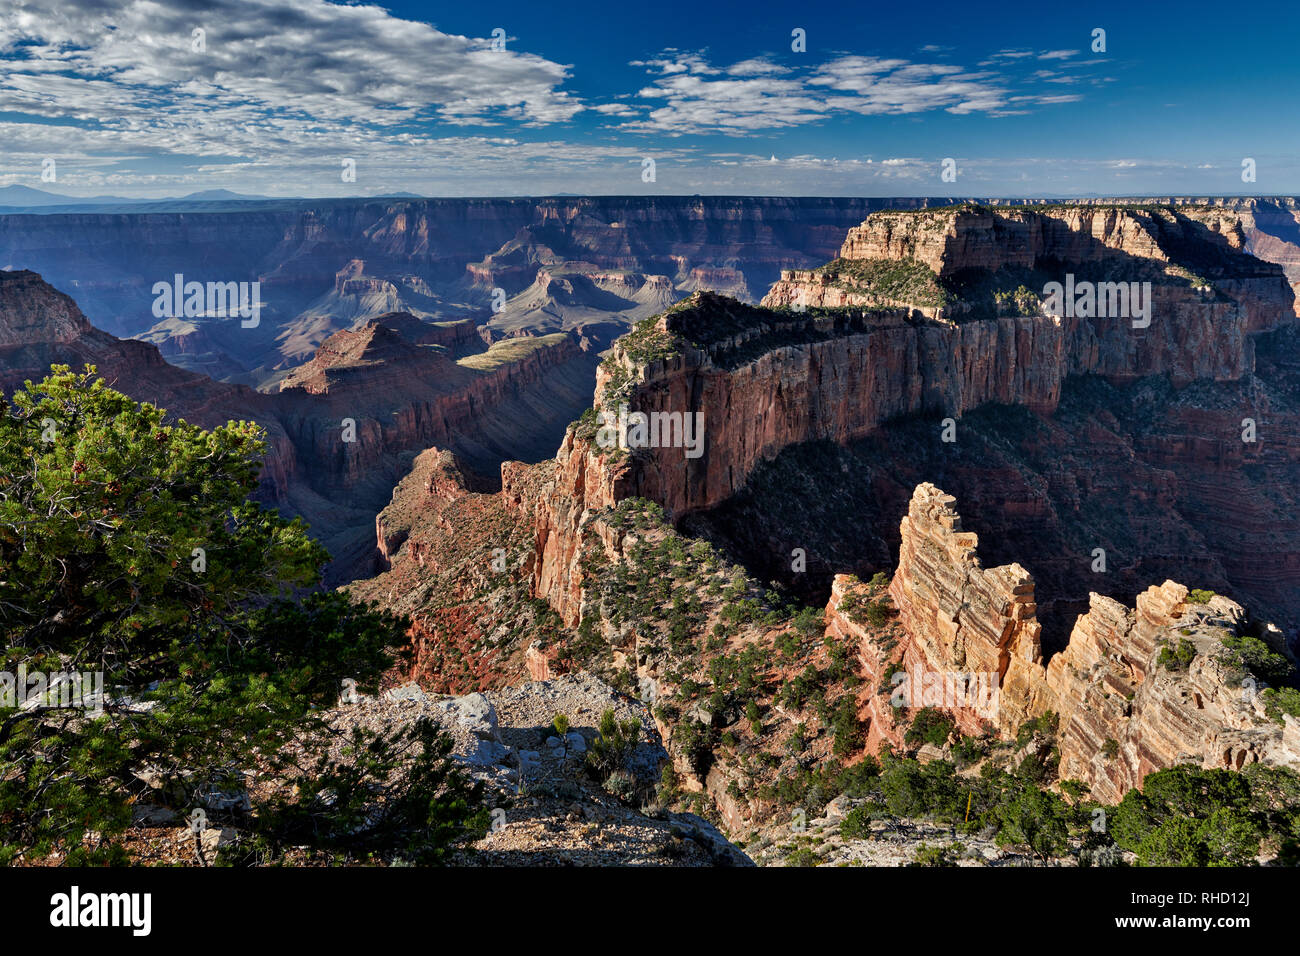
[6, 193, 1300, 874]
[5, 7, 1300, 930]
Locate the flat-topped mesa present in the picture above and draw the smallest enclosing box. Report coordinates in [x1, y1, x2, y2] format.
[872, 481, 1300, 803]
[511, 206, 1296, 633]
[765, 204, 1291, 336]
[574, 291, 1069, 522]
[559, 206, 1295, 524]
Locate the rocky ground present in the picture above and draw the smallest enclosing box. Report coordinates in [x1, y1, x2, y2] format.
[341, 673, 751, 866]
[102, 673, 750, 866]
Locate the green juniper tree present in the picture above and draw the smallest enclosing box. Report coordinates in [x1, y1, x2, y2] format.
[0, 366, 487, 865]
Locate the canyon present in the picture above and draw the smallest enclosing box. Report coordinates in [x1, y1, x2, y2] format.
[8, 197, 1300, 853]
[348, 202, 1300, 835]
[0, 271, 600, 579]
[0, 196, 940, 388]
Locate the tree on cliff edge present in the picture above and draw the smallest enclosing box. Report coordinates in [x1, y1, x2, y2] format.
[0, 366, 486, 864]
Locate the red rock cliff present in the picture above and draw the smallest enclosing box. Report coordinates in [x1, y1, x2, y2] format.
[864, 482, 1300, 802]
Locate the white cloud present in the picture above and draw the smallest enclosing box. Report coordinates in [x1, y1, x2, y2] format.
[0, 0, 587, 143]
[621, 48, 1092, 134]
[726, 58, 790, 77]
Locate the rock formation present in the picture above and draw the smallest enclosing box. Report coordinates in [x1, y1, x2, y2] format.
[0, 270, 603, 581]
[886, 483, 1047, 737]
[502, 207, 1291, 629]
[395, 204, 1300, 810]
[852, 482, 1300, 803]
[0, 196, 940, 381]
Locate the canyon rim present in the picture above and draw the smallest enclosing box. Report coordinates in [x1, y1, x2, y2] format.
[4, 0, 1300, 941]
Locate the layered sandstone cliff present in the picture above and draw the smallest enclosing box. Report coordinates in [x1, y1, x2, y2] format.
[886, 484, 1048, 738]
[463, 206, 1300, 811]
[576, 206, 1289, 520]
[508, 205, 1295, 633]
[844, 483, 1300, 803]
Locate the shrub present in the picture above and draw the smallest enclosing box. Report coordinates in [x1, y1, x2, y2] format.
[1110, 766, 1262, 867]
[1158, 638, 1198, 671]
[785, 846, 821, 867]
[1262, 687, 1300, 724]
[839, 805, 875, 840]
[1219, 633, 1293, 686]
[831, 696, 866, 757]
[586, 708, 642, 782]
[910, 842, 961, 866]
[906, 707, 956, 747]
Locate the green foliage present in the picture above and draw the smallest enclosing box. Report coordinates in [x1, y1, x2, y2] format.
[1218, 633, 1293, 686]
[830, 695, 866, 757]
[0, 368, 486, 865]
[586, 708, 642, 782]
[791, 606, 824, 639]
[839, 804, 876, 840]
[1158, 637, 1198, 671]
[1015, 711, 1059, 748]
[673, 718, 715, 777]
[840, 590, 889, 628]
[238, 718, 489, 865]
[1186, 589, 1215, 604]
[1111, 766, 1263, 866]
[813, 257, 949, 308]
[993, 785, 1069, 861]
[784, 846, 820, 867]
[0, 367, 323, 671]
[552, 713, 570, 737]
[992, 284, 1041, 316]
[910, 841, 963, 867]
[780, 665, 827, 711]
[1263, 686, 1300, 724]
[905, 707, 955, 747]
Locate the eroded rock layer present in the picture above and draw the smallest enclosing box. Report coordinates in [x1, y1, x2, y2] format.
[860, 483, 1300, 803]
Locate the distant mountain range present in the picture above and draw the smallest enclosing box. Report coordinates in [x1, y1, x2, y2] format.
[0, 185, 428, 213]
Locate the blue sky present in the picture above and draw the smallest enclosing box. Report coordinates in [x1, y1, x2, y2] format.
[1, 0, 1297, 197]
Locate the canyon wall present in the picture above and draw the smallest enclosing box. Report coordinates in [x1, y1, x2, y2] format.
[277, 321, 591, 490]
[843, 482, 1300, 803]
[0, 270, 603, 580]
[599, 207, 1294, 522]
[342, 203, 1300, 808]
[508, 205, 1295, 630]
